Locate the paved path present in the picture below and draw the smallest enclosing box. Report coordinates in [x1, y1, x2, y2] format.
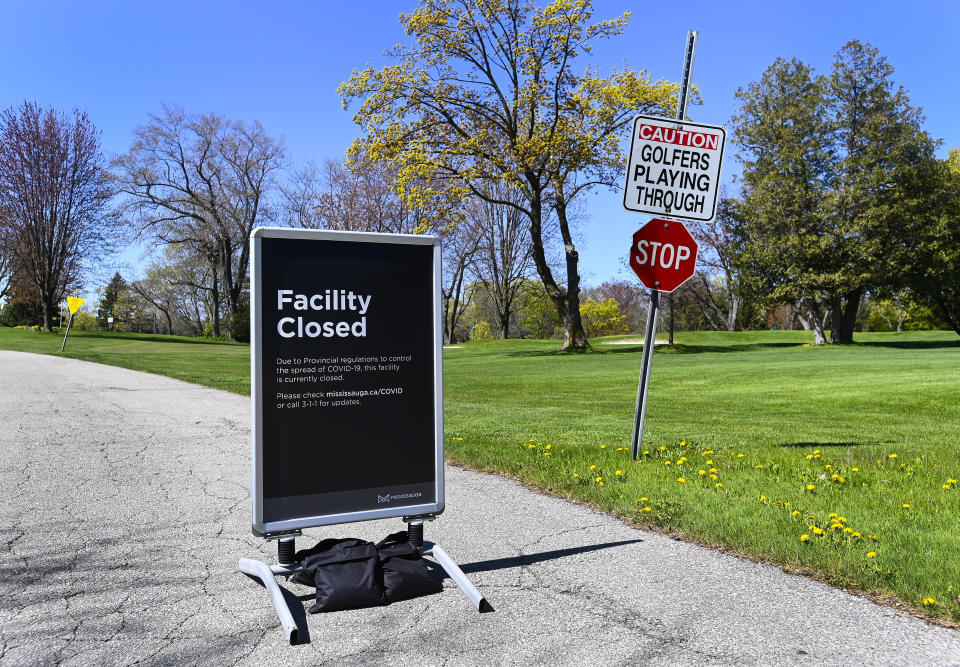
[1, 350, 959, 665]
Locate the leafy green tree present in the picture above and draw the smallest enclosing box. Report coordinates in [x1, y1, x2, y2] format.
[909, 148, 960, 335]
[339, 0, 677, 350]
[97, 272, 127, 329]
[579, 297, 627, 338]
[731, 42, 939, 344]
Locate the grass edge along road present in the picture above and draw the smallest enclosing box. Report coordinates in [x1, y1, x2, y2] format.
[2, 326, 959, 627]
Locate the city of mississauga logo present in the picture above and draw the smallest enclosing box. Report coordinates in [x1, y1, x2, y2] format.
[377, 491, 423, 504]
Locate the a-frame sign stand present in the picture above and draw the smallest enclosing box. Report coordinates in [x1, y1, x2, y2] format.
[238, 228, 487, 644]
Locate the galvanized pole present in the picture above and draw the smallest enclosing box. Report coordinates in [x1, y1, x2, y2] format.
[631, 290, 660, 459]
[630, 30, 698, 460]
[60, 313, 75, 352]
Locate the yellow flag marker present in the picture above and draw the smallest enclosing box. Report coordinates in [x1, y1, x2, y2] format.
[67, 296, 85, 315]
[61, 296, 85, 352]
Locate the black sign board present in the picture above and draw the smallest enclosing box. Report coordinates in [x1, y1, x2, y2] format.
[250, 228, 444, 535]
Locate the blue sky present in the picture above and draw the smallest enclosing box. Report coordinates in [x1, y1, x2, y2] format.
[3, 0, 958, 289]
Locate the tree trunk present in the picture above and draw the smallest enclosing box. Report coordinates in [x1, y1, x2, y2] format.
[41, 295, 55, 332]
[555, 200, 588, 351]
[830, 290, 863, 344]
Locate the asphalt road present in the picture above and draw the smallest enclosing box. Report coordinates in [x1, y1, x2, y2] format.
[2, 350, 959, 665]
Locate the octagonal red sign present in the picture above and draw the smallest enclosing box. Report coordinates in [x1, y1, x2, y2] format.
[629, 218, 699, 293]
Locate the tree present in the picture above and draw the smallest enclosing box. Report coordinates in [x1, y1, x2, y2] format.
[97, 272, 127, 329]
[339, 0, 677, 350]
[731, 43, 938, 344]
[113, 105, 285, 339]
[0, 102, 115, 331]
[440, 215, 481, 343]
[579, 297, 627, 337]
[469, 185, 532, 338]
[132, 264, 179, 334]
[689, 197, 745, 331]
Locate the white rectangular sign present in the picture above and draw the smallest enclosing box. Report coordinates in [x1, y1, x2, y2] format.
[622, 115, 726, 222]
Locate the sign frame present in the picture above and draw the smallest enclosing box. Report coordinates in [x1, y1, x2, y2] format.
[249, 227, 445, 536]
[622, 113, 726, 222]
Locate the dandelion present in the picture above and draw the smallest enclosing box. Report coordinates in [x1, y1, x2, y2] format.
[755, 464, 765, 469]
[664, 460, 672, 465]
[851, 467, 859, 472]
[715, 482, 724, 488]
[825, 464, 833, 470]
[677, 477, 686, 483]
[643, 450, 650, 456]
[737, 453, 745, 458]
[702, 449, 714, 455]
[698, 469, 707, 476]
[868, 535, 878, 541]
[680, 441, 687, 446]
[590, 465, 597, 470]
[922, 597, 935, 606]
[545, 444, 551, 450]
[800, 534, 810, 542]
[760, 495, 767, 501]
[615, 470, 623, 476]
[601, 445, 607, 449]
[710, 467, 718, 473]
[640, 497, 648, 502]
[791, 510, 801, 517]
[852, 532, 862, 538]
[832, 474, 845, 483]
[642, 506, 652, 512]
[943, 484, 952, 490]
[595, 476, 603, 483]
[573, 473, 580, 478]
[902, 503, 910, 509]
[837, 517, 847, 523]
[812, 527, 824, 536]
[807, 484, 816, 491]
[805, 454, 814, 461]
[710, 474, 719, 481]
[889, 453, 898, 459]
[867, 551, 877, 558]
[543, 452, 551, 456]
[949, 478, 957, 484]
[814, 450, 821, 455]
[829, 513, 838, 518]
[843, 527, 853, 534]
[659, 446, 666, 451]
[706, 459, 714, 465]
[677, 457, 687, 464]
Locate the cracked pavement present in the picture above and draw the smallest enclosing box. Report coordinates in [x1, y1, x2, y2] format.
[2, 350, 960, 665]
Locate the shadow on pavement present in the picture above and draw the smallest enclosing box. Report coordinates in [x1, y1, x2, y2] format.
[454, 539, 644, 575]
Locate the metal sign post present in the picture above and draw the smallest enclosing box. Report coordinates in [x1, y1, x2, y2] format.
[239, 227, 487, 643]
[60, 297, 85, 352]
[623, 30, 704, 460]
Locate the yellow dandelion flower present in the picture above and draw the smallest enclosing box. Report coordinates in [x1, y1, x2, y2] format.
[600, 445, 607, 449]
[867, 551, 877, 558]
[923, 597, 935, 606]
[943, 484, 952, 490]
[677, 477, 686, 483]
[643, 450, 650, 456]
[902, 503, 910, 509]
[715, 482, 723, 488]
[737, 453, 744, 458]
[760, 495, 767, 501]
[640, 497, 648, 501]
[545, 444, 551, 450]
[792, 510, 801, 517]
[807, 484, 816, 491]
[805, 454, 814, 460]
[706, 459, 714, 465]
[852, 532, 862, 538]
[851, 467, 859, 472]
[949, 478, 957, 484]
[800, 534, 810, 542]
[680, 441, 686, 446]
[598, 481, 604, 486]
[755, 464, 765, 469]
[843, 527, 853, 533]
[825, 464, 833, 470]
[710, 474, 719, 481]
[659, 446, 666, 451]
[615, 470, 623, 476]
[829, 513, 838, 518]
[642, 506, 652, 512]
[590, 465, 597, 470]
[698, 469, 707, 476]
[572, 473, 579, 478]
[710, 467, 718, 473]
[889, 453, 898, 459]
[868, 534, 878, 541]
[837, 516, 847, 523]
[543, 451, 551, 456]
[595, 476, 603, 483]
[664, 460, 672, 465]
[812, 527, 824, 536]
[814, 450, 821, 454]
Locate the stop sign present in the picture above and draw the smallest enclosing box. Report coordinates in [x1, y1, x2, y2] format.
[629, 218, 699, 293]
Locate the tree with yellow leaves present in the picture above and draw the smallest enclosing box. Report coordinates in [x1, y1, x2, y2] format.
[339, 0, 677, 349]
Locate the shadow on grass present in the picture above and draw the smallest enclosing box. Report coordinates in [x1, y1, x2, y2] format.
[856, 340, 960, 350]
[504, 342, 806, 357]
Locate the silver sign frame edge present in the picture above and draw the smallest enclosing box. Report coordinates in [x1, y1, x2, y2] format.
[249, 226, 445, 535]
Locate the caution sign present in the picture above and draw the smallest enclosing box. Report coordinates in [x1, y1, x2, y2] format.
[622, 115, 726, 222]
[249, 228, 444, 536]
[67, 296, 85, 314]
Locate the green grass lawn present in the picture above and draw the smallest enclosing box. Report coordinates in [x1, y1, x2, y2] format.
[3, 325, 960, 624]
